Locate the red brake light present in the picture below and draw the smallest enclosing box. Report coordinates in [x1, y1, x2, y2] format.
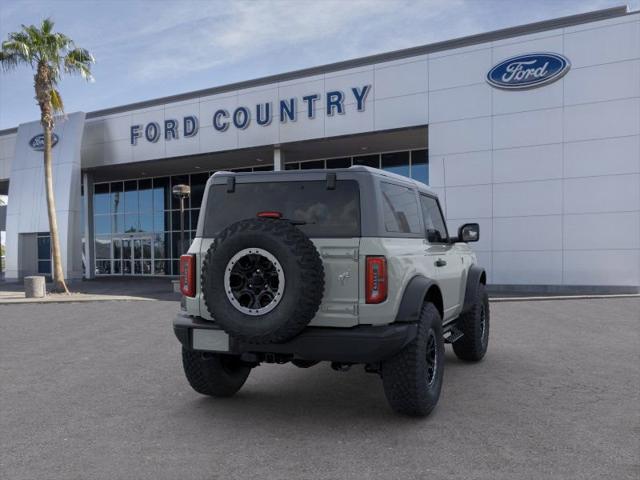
[180, 254, 196, 297]
[366, 256, 387, 304]
[257, 211, 282, 219]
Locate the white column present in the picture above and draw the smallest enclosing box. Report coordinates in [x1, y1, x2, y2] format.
[83, 172, 95, 279]
[273, 147, 283, 171]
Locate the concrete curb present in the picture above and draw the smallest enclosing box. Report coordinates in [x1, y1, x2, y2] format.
[490, 293, 640, 303]
[0, 295, 155, 305]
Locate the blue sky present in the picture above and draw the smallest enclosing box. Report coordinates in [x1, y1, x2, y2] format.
[0, 0, 634, 130]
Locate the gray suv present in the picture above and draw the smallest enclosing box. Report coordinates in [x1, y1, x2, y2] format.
[173, 166, 489, 416]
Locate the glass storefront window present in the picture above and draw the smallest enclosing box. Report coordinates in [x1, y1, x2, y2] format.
[111, 182, 123, 215]
[411, 149, 428, 185]
[139, 179, 153, 212]
[113, 238, 122, 259]
[153, 233, 167, 259]
[153, 177, 170, 211]
[139, 212, 153, 232]
[190, 173, 209, 209]
[37, 232, 51, 275]
[96, 260, 111, 275]
[326, 157, 351, 168]
[124, 213, 139, 232]
[95, 215, 111, 235]
[300, 160, 325, 169]
[171, 210, 189, 232]
[112, 214, 124, 234]
[190, 210, 200, 231]
[95, 236, 111, 259]
[153, 212, 168, 232]
[37, 234, 51, 260]
[382, 151, 410, 177]
[353, 154, 380, 168]
[92, 148, 427, 276]
[124, 180, 138, 213]
[94, 183, 110, 214]
[154, 260, 169, 275]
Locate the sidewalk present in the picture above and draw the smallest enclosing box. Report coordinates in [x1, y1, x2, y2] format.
[0, 277, 180, 304]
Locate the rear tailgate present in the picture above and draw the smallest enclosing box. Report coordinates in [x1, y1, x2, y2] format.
[309, 238, 359, 327]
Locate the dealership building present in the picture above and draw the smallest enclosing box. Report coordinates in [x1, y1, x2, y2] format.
[0, 5, 638, 292]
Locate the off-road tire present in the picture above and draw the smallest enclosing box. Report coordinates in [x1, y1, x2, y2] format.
[182, 348, 251, 397]
[381, 303, 445, 417]
[201, 218, 324, 344]
[452, 283, 489, 362]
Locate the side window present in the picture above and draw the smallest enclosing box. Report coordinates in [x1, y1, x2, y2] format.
[420, 195, 449, 243]
[380, 182, 421, 234]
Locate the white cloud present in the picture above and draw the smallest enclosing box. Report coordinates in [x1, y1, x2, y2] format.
[94, 0, 474, 81]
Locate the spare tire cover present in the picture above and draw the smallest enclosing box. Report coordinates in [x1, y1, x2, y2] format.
[201, 218, 325, 344]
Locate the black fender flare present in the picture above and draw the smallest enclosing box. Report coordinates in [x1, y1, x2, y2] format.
[394, 275, 442, 323]
[462, 265, 486, 314]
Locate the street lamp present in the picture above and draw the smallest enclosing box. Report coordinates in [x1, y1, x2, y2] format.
[172, 184, 191, 256]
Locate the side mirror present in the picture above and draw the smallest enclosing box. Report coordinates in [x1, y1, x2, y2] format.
[458, 223, 480, 243]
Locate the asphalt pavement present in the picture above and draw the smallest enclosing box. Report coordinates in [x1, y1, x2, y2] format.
[1, 297, 638, 480]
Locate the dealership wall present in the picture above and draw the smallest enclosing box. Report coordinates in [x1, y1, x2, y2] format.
[428, 13, 640, 288]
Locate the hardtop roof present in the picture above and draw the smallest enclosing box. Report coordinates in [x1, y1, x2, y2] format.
[210, 165, 437, 196]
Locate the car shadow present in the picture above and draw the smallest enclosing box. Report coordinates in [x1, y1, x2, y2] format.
[170, 350, 487, 428]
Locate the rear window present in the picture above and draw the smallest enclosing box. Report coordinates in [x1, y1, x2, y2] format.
[203, 180, 360, 238]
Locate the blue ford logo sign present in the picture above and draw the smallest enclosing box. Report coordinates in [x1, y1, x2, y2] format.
[29, 133, 59, 151]
[487, 53, 570, 90]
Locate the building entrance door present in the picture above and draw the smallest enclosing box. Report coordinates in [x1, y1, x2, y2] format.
[113, 236, 153, 275]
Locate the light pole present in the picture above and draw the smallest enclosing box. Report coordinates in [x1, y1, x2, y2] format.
[172, 184, 191, 255]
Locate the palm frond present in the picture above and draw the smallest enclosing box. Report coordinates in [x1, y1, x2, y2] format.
[2, 37, 32, 64]
[0, 51, 20, 70]
[41, 17, 54, 35]
[64, 47, 94, 81]
[50, 88, 64, 113]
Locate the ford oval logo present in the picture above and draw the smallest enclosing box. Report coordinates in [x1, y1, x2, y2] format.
[487, 53, 570, 90]
[29, 133, 59, 151]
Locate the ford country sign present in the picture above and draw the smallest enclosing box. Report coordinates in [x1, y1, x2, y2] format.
[29, 133, 59, 151]
[487, 53, 570, 90]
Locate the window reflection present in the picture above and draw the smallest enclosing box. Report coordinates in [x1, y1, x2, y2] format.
[382, 151, 410, 177]
[411, 149, 428, 185]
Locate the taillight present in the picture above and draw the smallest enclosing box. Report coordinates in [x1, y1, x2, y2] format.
[180, 254, 196, 297]
[366, 256, 387, 304]
[257, 211, 282, 219]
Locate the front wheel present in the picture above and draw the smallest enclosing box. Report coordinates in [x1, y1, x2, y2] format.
[452, 283, 490, 362]
[381, 303, 445, 417]
[182, 348, 251, 397]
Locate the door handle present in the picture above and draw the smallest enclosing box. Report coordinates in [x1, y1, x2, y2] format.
[435, 258, 447, 267]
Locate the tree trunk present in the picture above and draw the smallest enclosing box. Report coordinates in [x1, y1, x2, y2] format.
[43, 122, 69, 293]
[35, 63, 69, 293]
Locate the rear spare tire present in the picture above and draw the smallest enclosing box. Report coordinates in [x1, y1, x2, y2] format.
[201, 218, 324, 344]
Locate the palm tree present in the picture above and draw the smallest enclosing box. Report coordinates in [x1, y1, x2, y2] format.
[0, 18, 94, 293]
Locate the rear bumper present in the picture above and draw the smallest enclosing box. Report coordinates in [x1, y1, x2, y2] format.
[173, 313, 417, 364]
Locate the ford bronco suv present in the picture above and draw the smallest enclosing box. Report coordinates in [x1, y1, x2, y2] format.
[173, 166, 489, 417]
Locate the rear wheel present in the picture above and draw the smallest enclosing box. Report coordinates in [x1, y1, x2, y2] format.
[452, 283, 490, 362]
[182, 348, 251, 397]
[381, 303, 445, 417]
